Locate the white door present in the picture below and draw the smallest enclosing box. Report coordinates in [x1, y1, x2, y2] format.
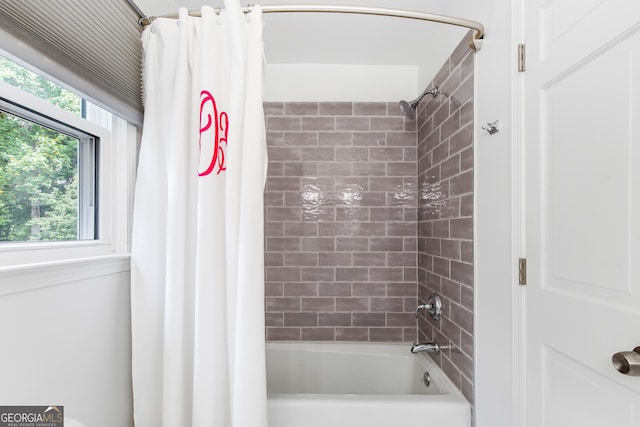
[525, 1, 640, 425]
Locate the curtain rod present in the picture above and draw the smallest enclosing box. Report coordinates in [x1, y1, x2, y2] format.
[139, 4, 485, 51]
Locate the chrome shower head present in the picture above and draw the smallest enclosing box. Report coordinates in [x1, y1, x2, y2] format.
[398, 86, 440, 119]
[399, 100, 416, 120]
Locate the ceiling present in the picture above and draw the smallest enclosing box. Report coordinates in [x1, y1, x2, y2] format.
[130, 0, 469, 76]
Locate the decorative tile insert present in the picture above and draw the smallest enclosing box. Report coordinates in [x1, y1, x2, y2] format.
[264, 101, 418, 343]
[416, 36, 475, 404]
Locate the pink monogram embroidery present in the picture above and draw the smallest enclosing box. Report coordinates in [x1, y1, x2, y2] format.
[199, 90, 228, 176]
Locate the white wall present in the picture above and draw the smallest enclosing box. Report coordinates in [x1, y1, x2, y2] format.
[0, 258, 133, 427]
[264, 64, 418, 102]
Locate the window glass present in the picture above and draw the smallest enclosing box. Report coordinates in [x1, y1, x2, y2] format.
[0, 108, 96, 242]
[0, 56, 97, 243]
[0, 55, 81, 115]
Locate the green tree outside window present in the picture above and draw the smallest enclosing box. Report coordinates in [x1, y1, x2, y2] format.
[0, 56, 85, 241]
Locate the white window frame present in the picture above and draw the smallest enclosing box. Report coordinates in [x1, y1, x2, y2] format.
[0, 96, 98, 241]
[0, 80, 137, 269]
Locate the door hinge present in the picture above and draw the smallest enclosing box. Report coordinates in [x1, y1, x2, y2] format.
[518, 43, 526, 72]
[518, 258, 527, 286]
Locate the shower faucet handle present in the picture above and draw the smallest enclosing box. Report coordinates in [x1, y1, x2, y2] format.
[415, 293, 443, 320]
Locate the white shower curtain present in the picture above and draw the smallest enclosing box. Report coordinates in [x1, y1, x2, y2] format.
[130, 2, 268, 426]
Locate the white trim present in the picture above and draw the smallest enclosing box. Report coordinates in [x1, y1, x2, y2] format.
[0, 240, 119, 266]
[472, 1, 518, 426]
[84, 102, 139, 253]
[0, 254, 131, 296]
[0, 81, 108, 142]
[512, 0, 526, 424]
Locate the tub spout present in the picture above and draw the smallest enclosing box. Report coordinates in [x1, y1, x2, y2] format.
[410, 341, 449, 355]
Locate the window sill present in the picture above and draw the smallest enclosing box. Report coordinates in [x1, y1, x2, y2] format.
[0, 254, 131, 296]
[0, 240, 125, 268]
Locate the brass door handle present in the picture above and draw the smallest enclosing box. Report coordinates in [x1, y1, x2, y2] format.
[612, 347, 640, 376]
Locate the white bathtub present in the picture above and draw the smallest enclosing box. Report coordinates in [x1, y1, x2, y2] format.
[266, 342, 471, 427]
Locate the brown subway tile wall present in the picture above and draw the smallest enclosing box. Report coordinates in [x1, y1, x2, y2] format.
[264, 101, 418, 343]
[416, 36, 475, 403]
[262, 34, 474, 406]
